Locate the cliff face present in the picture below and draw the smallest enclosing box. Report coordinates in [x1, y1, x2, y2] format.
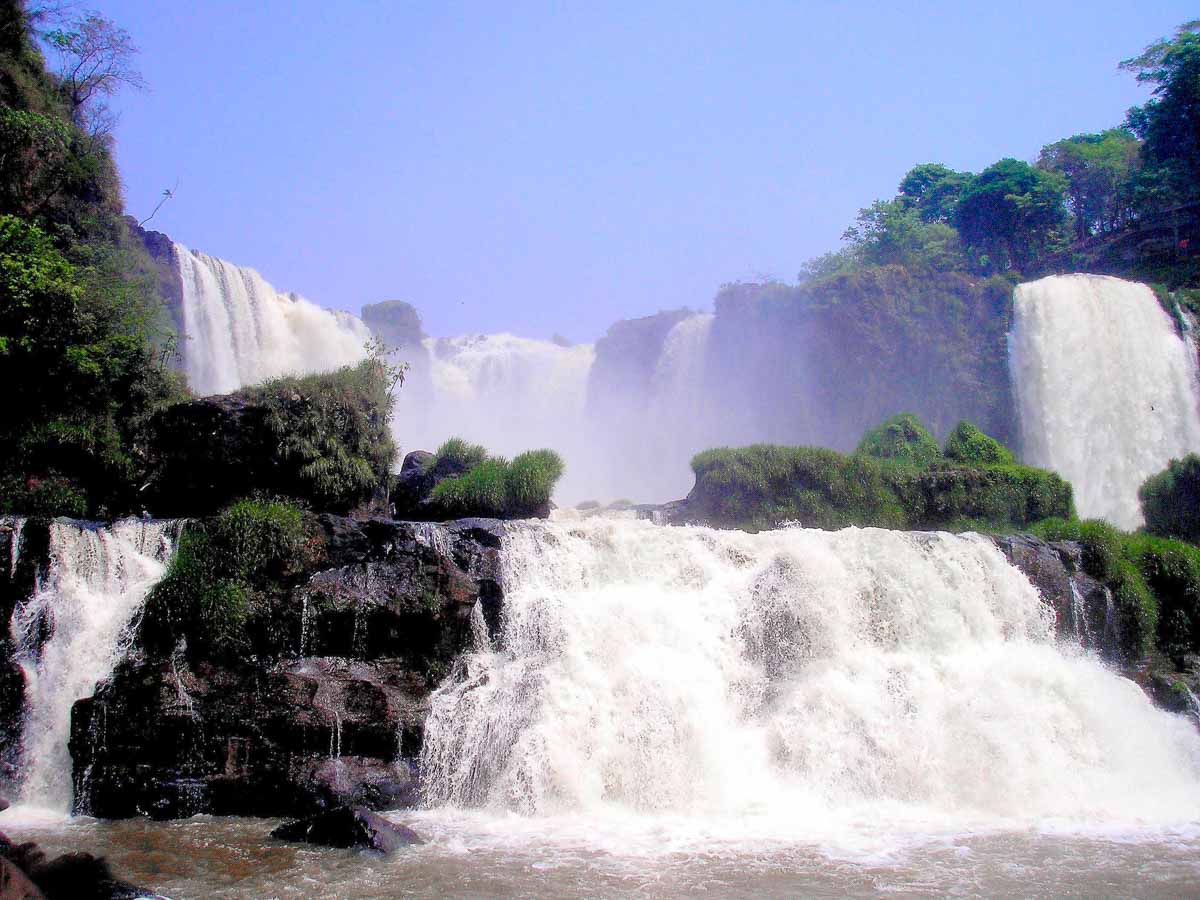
[706, 268, 1017, 451]
[585, 308, 693, 422]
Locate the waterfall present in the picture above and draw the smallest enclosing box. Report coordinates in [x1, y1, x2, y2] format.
[174, 244, 370, 395]
[422, 518, 1200, 826]
[11, 519, 179, 811]
[1009, 274, 1200, 529]
[393, 334, 597, 501]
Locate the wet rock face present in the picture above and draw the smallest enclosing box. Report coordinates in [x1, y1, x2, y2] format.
[70, 516, 505, 820]
[991, 534, 1122, 663]
[271, 805, 424, 852]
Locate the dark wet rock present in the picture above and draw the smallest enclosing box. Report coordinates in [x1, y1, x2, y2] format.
[141, 395, 274, 517]
[271, 805, 423, 852]
[0, 830, 153, 900]
[991, 534, 1122, 663]
[71, 515, 505, 819]
[0, 856, 43, 899]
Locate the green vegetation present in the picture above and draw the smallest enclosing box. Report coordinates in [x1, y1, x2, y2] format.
[856, 413, 942, 466]
[800, 20, 1200, 287]
[425, 441, 564, 519]
[142, 499, 313, 662]
[1139, 454, 1200, 545]
[688, 416, 1070, 534]
[0, 2, 187, 517]
[236, 358, 398, 513]
[942, 420, 1015, 465]
[1031, 517, 1200, 664]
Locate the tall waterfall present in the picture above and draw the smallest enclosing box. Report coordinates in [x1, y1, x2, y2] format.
[11, 519, 179, 811]
[175, 244, 370, 395]
[1009, 274, 1200, 529]
[422, 518, 1200, 826]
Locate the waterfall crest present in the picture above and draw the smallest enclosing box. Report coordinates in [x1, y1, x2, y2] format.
[422, 518, 1200, 826]
[12, 519, 179, 811]
[175, 244, 370, 395]
[1009, 274, 1200, 528]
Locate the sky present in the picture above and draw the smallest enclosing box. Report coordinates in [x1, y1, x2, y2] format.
[85, 1, 1193, 342]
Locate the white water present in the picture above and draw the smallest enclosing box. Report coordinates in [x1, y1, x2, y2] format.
[11, 519, 179, 811]
[175, 244, 370, 395]
[422, 517, 1200, 843]
[393, 334, 598, 501]
[1010, 274, 1200, 529]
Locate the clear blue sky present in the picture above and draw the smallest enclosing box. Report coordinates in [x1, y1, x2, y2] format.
[90, 1, 1191, 342]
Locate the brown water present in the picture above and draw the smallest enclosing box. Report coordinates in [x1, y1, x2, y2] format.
[4, 810, 1200, 899]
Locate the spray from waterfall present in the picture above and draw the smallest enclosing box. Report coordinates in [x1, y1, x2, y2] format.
[11, 519, 179, 811]
[1009, 274, 1200, 529]
[422, 517, 1200, 826]
[174, 244, 370, 395]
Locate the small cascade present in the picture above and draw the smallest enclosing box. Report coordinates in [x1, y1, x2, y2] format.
[174, 244, 371, 395]
[12, 518, 179, 811]
[422, 518, 1200, 826]
[1009, 274, 1200, 529]
[4, 516, 25, 577]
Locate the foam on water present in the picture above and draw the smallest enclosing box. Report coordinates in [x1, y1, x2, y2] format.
[422, 517, 1200, 846]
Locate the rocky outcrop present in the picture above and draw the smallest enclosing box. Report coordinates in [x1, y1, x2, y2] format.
[585, 308, 694, 423]
[0, 831, 152, 900]
[992, 533, 1123, 663]
[69, 515, 504, 819]
[271, 806, 423, 852]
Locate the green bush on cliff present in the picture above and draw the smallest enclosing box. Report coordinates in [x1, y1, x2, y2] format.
[431, 437, 488, 474]
[143, 498, 312, 661]
[236, 359, 397, 513]
[1139, 455, 1200, 545]
[426, 445, 564, 519]
[690, 417, 1069, 534]
[855, 413, 943, 466]
[942, 420, 1015, 465]
[689, 445, 907, 532]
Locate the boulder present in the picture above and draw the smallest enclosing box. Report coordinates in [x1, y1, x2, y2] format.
[271, 805, 423, 853]
[70, 515, 505, 819]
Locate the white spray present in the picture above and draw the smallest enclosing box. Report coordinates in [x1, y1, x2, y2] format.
[422, 518, 1200, 828]
[12, 519, 178, 811]
[1009, 274, 1200, 529]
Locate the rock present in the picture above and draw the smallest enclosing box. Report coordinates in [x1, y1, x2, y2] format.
[270, 806, 423, 852]
[70, 516, 505, 819]
[992, 534, 1122, 663]
[0, 857, 43, 900]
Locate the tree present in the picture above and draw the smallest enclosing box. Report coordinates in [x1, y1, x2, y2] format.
[43, 12, 145, 136]
[1122, 21, 1200, 207]
[841, 198, 968, 272]
[897, 163, 973, 224]
[1037, 129, 1140, 240]
[955, 158, 1068, 272]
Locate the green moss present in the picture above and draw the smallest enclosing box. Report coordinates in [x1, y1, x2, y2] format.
[855, 413, 942, 466]
[142, 498, 311, 662]
[1139, 455, 1200, 545]
[942, 421, 1015, 465]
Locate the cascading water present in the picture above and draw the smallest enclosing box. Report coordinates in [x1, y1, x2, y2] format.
[11, 519, 179, 811]
[422, 517, 1200, 832]
[174, 244, 370, 395]
[1009, 274, 1200, 529]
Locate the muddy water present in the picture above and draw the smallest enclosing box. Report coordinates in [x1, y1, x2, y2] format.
[4, 811, 1200, 898]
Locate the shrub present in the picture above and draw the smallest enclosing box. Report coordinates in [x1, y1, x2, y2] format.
[942, 420, 1015, 465]
[235, 359, 397, 513]
[425, 447, 564, 519]
[855, 413, 942, 466]
[431, 437, 488, 474]
[1139, 455, 1200, 545]
[896, 462, 1072, 529]
[689, 444, 906, 532]
[142, 498, 311, 662]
